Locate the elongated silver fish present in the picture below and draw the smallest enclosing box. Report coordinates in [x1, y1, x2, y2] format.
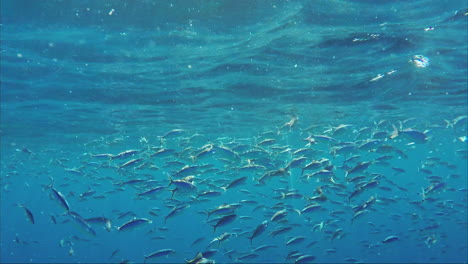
[117, 218, 152, 231]
[51, 187, 70, 211]
[249, 220, 268, 245]
[143, 248, 175, 263]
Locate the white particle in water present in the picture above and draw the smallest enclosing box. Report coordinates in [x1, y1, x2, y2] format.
[109, 9, 115, 15]
[17, 53, 23, 58]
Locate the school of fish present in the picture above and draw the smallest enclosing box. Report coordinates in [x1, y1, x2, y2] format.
[3, 115, 467, 263]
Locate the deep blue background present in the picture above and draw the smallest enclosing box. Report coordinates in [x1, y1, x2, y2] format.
[1, 1, 467, 263]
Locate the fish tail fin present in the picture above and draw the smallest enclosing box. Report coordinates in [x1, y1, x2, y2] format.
[249, 237, 253, 246]
[390, 124, 399, 139]
[204, 210, 211, 220]
[190, 154, 197, 163]
[281, 192, 286, 200]
[221, 186, 227, 192]
[167, 175, 174, 187]
[294, 209, 302, 215]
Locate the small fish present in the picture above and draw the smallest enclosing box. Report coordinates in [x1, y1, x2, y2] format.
[211, 214, 237, 233]
[162, 128, 185, 138]
[345, 161, 371, 177]
[286, 236, 306, 245]
[390, 125, 428, 144]
[117, 218, 152, 231]
[79, 188, 96, 199]
[196, 190, 222, 199]
[150, 148, 176, 158]
[136, 186, 165, 198]
[185, 252, 204, 264]
[164, 204, 189, 224]
[268, 226, 292, 237]
[109, 249, 120, 260]
[112, 149, 139, 160]
[50, 187, 71, 211]
[118, 158, 143, 169]
[331, 228, 344, 240]
[144, 248, 175, 263]
[222, 176, 247, 191]
[18, 204, 34, 224]
[249, 220, 269, 245]
[270, 209, 287, 222]
[68, 211, 96, 236]
[382, 235, 399, 243]
[85, 217, 112, 231]
[191, 237, 206, 248]
[253, 244, 278, 252]
[209, 232, 232, 246]
[237, 253, 259, 261]
[205, 204, 240, 219]
[351, 210, 369, 224]
[295, 254, 316, 263]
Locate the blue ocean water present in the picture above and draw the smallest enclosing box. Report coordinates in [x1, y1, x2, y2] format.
[1, 1, 467, 263]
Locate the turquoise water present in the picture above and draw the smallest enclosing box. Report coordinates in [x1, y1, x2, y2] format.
[1, 1, 467, 263]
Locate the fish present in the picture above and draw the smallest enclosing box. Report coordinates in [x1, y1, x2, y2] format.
[112, 149, 139, 160]
[270, 209, 288, 222]
[168, 177, 197, 198]
[50, 187, 71, 211]
[301, 203, 322, 214]
[209, 232, 232, 246]
[85, 217, 112, 231]
[382, 235, 399, 243]
[295, 255, 316, 263]
[286, 236, 306, 245]
[117, 217, 152, 231]
[222, 176, 247, 191]
[236, 253, 259, 261]
[118, 158, 143, 169]
[164, 204, 189, 224]
[150, 148, 176, 158]
[79, 188, 96, 199]
[345, 161, 371, 177]
[248, 220, 269, 245]
[211, 214, 237, 233]
[205, 204, 240, 219]
[253, 244, 278, 252]
[185, 252, 204, 264]
[195, 190, 222, 199]
[143, 248, 175, 263]
[268, 226, 293, 237]
[18, 204, 34, 224]
[191, 237, 206, 248]
[68, 211, 96, 236]
[390, 125, 428, 144]
[136, 186, 165, 198]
